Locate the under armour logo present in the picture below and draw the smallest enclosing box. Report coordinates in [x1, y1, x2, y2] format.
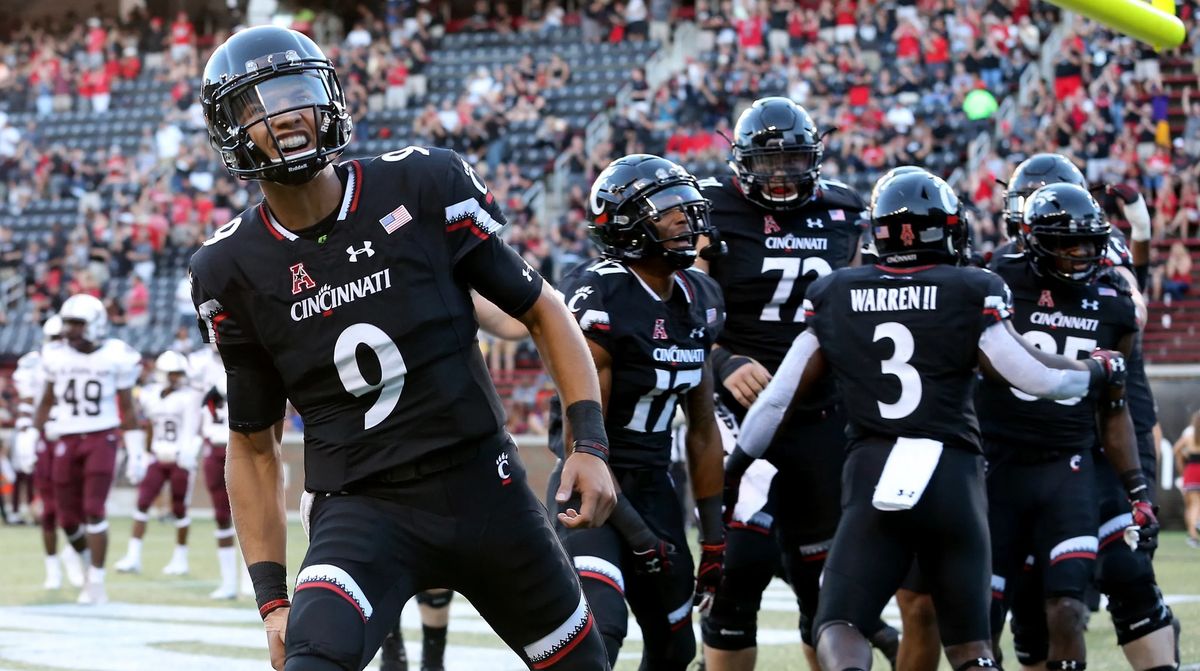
[1081, 299, 1099, 310]
[690, 327, 706, 339]
[290, 262, 317, 295]
[522, 260, 535, 282]
[346, 242, 375, 262]
[1038, 290, 1055, 308]
[653, 318, 668, 340]
[763, 215, 781, 235]
[806, 217, 824, 229]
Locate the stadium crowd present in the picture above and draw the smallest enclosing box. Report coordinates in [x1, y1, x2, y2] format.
[0, 0, 1198, 436]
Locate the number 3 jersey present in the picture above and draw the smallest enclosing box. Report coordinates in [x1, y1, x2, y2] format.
[976, 252, 1139, 452]
[189, 148, 543, 491]
[41, 339, 141, 435]
[558, 260, 724, 470]
[699, 175, 865, 372]
[805, 264, 1014, 452]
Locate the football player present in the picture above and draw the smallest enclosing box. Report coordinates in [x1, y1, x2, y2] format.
[114, 351, 203, 576]
[12, 315, 86, 589]
[191, 27, 613, 671]
[34, 294, 142, 605]
[694, 96, 897, 670]
[722, 170, 1128, 671]
[996, 156, 1178, 671]
[550, 154, 726, 669]
[977, 183, 1149, 671]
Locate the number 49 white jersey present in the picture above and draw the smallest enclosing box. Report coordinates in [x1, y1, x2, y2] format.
[42, 339, 141, 435]
[141, 384, 203, 463]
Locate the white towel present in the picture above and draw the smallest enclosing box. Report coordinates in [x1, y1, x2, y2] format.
[872, 437, 943, 511]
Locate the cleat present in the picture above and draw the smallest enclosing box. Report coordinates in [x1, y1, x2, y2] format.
[114, 554, 141, 574]
[209, 585, 238, 600]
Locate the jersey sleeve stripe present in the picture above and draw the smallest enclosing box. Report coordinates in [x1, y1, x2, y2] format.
[348, 160, 363, 213]
[336, 162, 358, 221]
[257, 204, 286, 241]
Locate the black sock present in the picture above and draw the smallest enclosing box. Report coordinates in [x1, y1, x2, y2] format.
[421, 625, 447, 668]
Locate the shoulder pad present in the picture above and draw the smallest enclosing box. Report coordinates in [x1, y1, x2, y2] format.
[816, 179, 867, 211]
[585, 259, 629, 276]
[696, 176, 726, 190]
[1096, 267, 1134, 297]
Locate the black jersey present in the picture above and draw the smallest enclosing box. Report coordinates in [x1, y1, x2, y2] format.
[557, 259, 724, 470]
[190, 147, 542, 491]
[698, 175, 865, 372]
[976, 251, 1139, 451]
[805, 264, 1015, 452]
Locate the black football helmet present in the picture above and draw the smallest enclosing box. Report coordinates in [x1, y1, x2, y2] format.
[729, 97, 824, 211]
[588, 154, 713, 269]
[202, 26, 353, 185]
[1002, 153, 1087, 240]
[869, 165, 926, 212]
[1022, 183, 1110, 284]
[871, 170, 969, 267]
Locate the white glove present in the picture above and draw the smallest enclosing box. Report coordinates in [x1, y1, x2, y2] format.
[177, 448, 199, 472]
[13, 427, 39, 474]
[1118, 194, 1151, 242]
[126, 448, 149, 485]
[300, 490, 315, 540]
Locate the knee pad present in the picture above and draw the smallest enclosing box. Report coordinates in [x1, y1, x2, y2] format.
[577, 572, 627, 666]
[416, 589, 453, 609]
[642, 625, 697, 671]
[1105, 580, 1173, 645]
[701, 591, 759, 650]
[1044, 597, 1089, 635]
[1010, 614, 1049, 667]
[288, 565, 373, 670]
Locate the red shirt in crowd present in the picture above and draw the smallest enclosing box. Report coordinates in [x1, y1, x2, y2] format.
[896, 29, 920, 59]
[738, 17, 764, 50]
[925, 34, 949, 65]
[171, 14, 194, 46]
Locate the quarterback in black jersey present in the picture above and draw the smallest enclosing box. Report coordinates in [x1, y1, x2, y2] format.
[550, 155, 727, 669]
[723, 170, 1128, 671]
[190, 27, 613, 671]
[693, 97, 900, 671]
[976, 183, 1150, 671]
[993, 156, 1177, 671]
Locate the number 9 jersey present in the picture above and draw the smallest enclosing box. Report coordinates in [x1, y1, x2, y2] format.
[189, 148, 544, 492]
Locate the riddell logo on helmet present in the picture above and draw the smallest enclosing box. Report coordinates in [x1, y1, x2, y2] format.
[290, 263, 317, 295]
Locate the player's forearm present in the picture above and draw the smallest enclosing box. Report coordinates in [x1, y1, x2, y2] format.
[227, 423, 288, 567]
[1100, 406, 1141, 477]
[523, 285, 601, 407]
[978, 322, 1093, 399]
[738, 331, 819, 458]
[686, 424, 724, 500]
[33, 395, 52, 433]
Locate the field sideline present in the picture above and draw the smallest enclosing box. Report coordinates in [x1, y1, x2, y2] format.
[0, 518, 1195, 670]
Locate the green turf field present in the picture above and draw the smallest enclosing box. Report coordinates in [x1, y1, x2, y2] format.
[0, 518, 1195, 670]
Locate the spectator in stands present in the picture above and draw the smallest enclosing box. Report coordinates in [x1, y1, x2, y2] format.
[125, 275, 150, 328]
[168, 11, 195, 69]
[1158, 242, 1194, 303]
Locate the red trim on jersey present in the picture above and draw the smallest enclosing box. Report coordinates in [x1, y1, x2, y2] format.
[294, 582, 367, 622]
[1099, 531, 1125, 549]
[1050, 551, 1096, 564]
[348, 161, 363, 212]
[802, 551, 828, 563]
[210, 312, 228, 344]
[992, 589, 1004, 600]
[578, 571, 623, 594]
[588, 323, 611, 332]
[670, 617, 692, 632]
[530, 613, 595, 669]
[982, 308, 1003, 321]
[258, 204, 284, 241]
[874, 264, 935, 274]
[676, 272, 695, 302]
[446, 218, 491, 240]
[728, 521, 771, 536]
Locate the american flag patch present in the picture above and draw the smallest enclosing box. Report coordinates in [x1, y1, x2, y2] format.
[875, 225, 890, 240]
[1098, 287, 1117, 297]
[830, 209, 845, 221]
[379, 204, 412, 233]
[706, 308, 718, 324]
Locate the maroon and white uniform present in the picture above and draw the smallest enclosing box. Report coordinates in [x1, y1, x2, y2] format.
[136, 382, 203, 519]
[13, 346, 58, 531]
[189, 347, 232, 526]
[42, 338, 141, 529]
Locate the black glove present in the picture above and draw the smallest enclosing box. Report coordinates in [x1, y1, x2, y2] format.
[693, 542, 725, 610]
[630, 539, 676, 576]
[1128, 500, 1160, 552]
[1107, 183, 1140, 205]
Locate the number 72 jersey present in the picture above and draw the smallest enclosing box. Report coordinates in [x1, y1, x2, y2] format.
[804, 264, 1014, 452]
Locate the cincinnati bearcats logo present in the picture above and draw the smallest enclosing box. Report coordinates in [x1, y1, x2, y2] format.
[763, 215, 781, 235]
[496, 452, 512, 486]
[1069, 454, 1082, 472]
[653, 318, 668, 340]
[1038, 290, 1055, 308]
[899, 223, 915, 247]
[290, 263, 317, 295]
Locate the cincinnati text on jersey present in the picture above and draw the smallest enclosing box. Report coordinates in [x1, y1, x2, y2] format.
[290, 268, 393, 321]
[764, 234, 829, 251]
[849, 285, 939, 312]
[1027, 311, 1100, 331]
[652, 346, 706, 364]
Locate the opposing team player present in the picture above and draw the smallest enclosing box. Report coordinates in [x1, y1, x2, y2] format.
[12, 315, 86, 589]
[550, 154, 726, 669]
[34, 294, 142, 605]
[977, 183, 1151, 671]
[114, 351, 204, 576]
[695, 96, 896, 670]
[722, 170, 1128, 671]
[192, 26, 613, 671]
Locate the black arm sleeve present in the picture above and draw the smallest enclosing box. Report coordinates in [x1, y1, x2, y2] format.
[217, 342, 288, 433]
[455, 235, 544, 318]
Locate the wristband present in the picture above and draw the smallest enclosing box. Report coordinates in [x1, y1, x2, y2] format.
[1120, 469, 1151, 503]
[695, 495, 725, 544]
[248, 561, 289, 618]
[709, 347, 733, 376]
[566, 400, 609, 462]
[571, 438, 609, 462]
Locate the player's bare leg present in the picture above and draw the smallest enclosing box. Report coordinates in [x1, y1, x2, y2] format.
[1120, 626, 1176, 671]
[896, 590, 940, 671]
[115, 511, 149, 573]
